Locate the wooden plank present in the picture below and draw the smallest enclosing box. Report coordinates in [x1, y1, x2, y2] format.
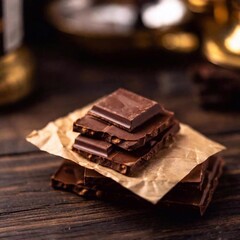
[0, 131, 239, 239]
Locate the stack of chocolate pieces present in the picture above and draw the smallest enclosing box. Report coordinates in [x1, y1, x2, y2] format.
[72, 88, 180, 176]
[51, 88, 224, 215]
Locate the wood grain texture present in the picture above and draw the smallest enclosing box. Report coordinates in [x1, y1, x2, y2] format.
[0, 48, 240, 239]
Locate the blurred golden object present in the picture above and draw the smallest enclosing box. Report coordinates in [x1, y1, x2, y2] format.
[203, 1, 240, 68]
[161, 32, 198, 52]
[213, 0, 228, 24]
[187, 0, 228, 24]
[187, 0, 212, 13]
[225, 25, 240, 54]
[0, 47, 34, 106]
[47, 0, 199, 54]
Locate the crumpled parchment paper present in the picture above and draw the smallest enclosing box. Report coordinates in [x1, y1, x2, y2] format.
[26, 103, 225, 204]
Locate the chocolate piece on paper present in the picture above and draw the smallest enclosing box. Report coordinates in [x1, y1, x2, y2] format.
[74, 135, 113, 158]
[88, 88, 167, 132]
[73, 113, 175, 151]
[72, 123, 180, 176]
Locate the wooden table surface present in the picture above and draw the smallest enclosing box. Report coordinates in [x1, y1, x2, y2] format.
[1, 48, 240, 239]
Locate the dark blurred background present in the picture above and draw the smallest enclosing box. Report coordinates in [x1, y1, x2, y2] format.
[1, 0, 240, 112]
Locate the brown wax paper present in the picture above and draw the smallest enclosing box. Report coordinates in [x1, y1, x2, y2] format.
[26, 103, 225, 204]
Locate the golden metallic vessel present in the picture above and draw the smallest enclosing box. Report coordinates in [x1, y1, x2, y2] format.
[187, 0, 229, 24]
[0, 0, 34, 107]
[0, 47, 34, 106]
[203, 0, 240, 68]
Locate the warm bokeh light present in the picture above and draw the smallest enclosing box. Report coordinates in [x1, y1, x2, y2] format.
[60, 0, 135, 34]
[142, 0, 186, 29]
[225, 25, 240, 54]
[161, 32, 199, 52]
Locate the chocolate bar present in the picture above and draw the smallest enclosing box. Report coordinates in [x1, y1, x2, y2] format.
[51, 155, 224, 215]
[88, 88, 167, 132]
[72, 123, 180, 176]
[73, 112, 174, 151]
[73, 135, 113, 158]
[51, 160, 86, 195]
[161, 156, 224, 215]
[179, 157, 209, 191]
[51, 160, 100, 197]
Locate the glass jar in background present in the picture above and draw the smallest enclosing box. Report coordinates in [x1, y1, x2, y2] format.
[0, 0, 34, 107]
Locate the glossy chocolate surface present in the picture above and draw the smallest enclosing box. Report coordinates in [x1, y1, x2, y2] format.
[73, 112, 174, 151]
[73, 123, 179, 175]
[74, 135, 113, 158]
[89, 88, 165, 132]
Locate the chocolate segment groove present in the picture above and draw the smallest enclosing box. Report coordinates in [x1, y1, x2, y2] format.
[88, 88, 167, 132]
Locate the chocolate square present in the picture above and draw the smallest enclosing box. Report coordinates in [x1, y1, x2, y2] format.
[89, 88, 164, 132]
